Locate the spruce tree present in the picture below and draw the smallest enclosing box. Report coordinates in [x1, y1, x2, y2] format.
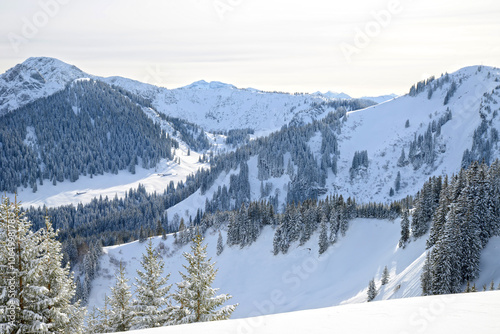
[170, 234, 237, 325]
[399, 210, 410, 248]
[318, 217, 329, 255]
[381, 266, 390, 285]
[421, 251, 432, 296]
[108, 263, 134, 332]
[216, 231, 224, 256]
[367, 278, 377, 302]
[132, 240, 173, 329]
[35, 216, 85, 333]
[0, 197, 85, 333]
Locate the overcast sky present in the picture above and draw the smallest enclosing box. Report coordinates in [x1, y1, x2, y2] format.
[0, 0, 499, 96]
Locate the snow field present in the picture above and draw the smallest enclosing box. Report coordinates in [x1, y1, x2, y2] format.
[125, 291, 500, 334]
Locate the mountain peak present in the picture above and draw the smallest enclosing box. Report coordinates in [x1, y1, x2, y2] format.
[0, 57, 88, 115]
[180, 80, 237, 90]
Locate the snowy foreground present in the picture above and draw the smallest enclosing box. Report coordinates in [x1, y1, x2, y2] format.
[125, 291, 500, 334]
[89, 218, 500, 319]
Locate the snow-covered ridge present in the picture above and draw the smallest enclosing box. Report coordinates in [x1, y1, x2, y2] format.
[0, 57, 376, 132]
[0, 57, 89, 114]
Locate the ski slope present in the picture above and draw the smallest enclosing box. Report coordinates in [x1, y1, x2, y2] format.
[126, 291, 500, 334]
[87, 218, 500, 321]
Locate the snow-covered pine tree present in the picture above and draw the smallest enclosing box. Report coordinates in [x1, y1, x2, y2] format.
[381, 266, 390, 285]
[318, 216, 329, 255]
[108, 263, 134, 332]
[367, 278, 377, 302]
[0, 197, 85, 333]
[34, 216, 85, 333]
[85, 307, 102, 334]
[399, 210, 410, 248]
[427, 175, 449, 248]
[421, 252, 432, 296]
[96, 295, 113, 333]
[216, 231, 224, 256]
[170, 234, 237, 325]
[132, 240, 173, 330]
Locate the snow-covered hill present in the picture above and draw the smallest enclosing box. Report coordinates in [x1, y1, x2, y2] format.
[0, 57, 373, 133]
[328, 65, 500, 203]
[8, 62, 500, 214]
[0, 57, 88, 114]
[87, 218, 500, 321]
[126, 291, 500, 334]
[313, 90, 397, 104]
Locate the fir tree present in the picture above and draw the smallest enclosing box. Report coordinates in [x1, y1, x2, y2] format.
[367, 278, 377, 302]
[381, 266, 390, 285]
[399, 210, 410, 248]
[170, 235, 237, 325]
[318, 217, 329, 255]
[216, 231, 224, 256]
[35, 216, 85, 333]
[132, 240, 173, 329]
[109, 263, 134, 332]
[421, 252, 432, 296]
[0, 197, 85, 333]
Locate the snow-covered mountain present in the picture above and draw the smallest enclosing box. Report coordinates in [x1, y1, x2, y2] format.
[0, 57, 374, 133]
[313, 91, 397, 104]
[7, 62, 500, 214]
[0, 57, 88, 114]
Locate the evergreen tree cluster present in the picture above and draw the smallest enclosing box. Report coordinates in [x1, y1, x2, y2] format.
[410, 175, 443, 239]
[223, 128, 254, 147]
[350, 150, 369, 178]
[0, 197, 85, 333]
[0, 80, 177, 192]
[24, 175, 210, 290]
[406, 109, 452, 170]
[156, 113, 211, 152]
[408, 72, 452, 98]
[460, 86, 500, 168]
[417, 161, 500, 295]
[90, 237, 236, 332]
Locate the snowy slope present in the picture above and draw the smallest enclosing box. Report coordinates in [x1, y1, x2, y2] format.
[125, 291, 500, 334]
[322, 65, 500, 203]
[0, 57, 88, 115]
[87, 218, 500, 321]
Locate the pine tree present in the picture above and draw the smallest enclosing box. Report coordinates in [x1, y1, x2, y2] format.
[170, 235, 237, 324]
[395, 171, 401, 192]
[318, 217, 329, 255]
[132, 240, 173, 329]
[381, 266, 390, 285]
[367, 278, 377, 302]
[96, 295, 113, 333]
[0, 197, 85, 333]
[34, 216, 86, 333]
[85, 307, 102, 334]
[216, 231, 224, 256]
[109, 263, 134, 332]
[399, 210, 410, 248]
[421, 251, 432, 296]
